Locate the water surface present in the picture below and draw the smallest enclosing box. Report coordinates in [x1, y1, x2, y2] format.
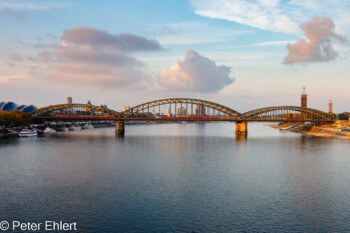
[1, 123, 350, 232]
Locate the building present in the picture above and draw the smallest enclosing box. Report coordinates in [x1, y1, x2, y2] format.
[0, 102, 18, 111]
[164, 108, 171, 117]
[66, 97, 72, 104]
[16, 105, 37, 113]
[177, 107, 187, 117]
[152, 111, 160, 118]
[301, 86, 307, 108]
[123, 106, 130, 111]
[196, 105, 206, 117]
[0, 101, 37, 113]
[328, 100, 333, 113]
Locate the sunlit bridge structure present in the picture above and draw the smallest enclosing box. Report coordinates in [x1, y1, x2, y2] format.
[33, 103, 120, 119]
[121, 98, 241, 119]
[242, 106, 333, 121]
[32, 98, 335, 136]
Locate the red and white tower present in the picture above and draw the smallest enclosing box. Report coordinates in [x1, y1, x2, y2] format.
[301, 86, 307, 108]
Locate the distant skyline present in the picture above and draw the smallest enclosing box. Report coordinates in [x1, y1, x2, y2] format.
[0, 0, 349, 112]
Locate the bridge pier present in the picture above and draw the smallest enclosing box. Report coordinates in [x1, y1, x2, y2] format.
[115, 120, 125, 136]
[235, 121, 247, 135]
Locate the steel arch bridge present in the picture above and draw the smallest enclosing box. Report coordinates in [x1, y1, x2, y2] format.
[32, 98, 335, 122]
[32, 103, 121, 119]
[121, 98, 242, 118]
[242, 106, 334, 121]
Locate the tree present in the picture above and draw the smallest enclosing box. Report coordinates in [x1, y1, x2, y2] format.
[0, 110, 33, 127]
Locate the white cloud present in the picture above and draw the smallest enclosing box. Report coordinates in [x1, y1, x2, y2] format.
[158, 50, 235, 93]
[152, 21, 252, 45]
[221, 40, 295, 48]
[190, 0, 350, 35]
[190, 0, 299, 34]
[249, 40, 295, 47]
[258, 0, 280, 7]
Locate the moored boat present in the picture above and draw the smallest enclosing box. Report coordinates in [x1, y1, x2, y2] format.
[56, 127, 69, 132]
[83, 123, 94, 129]
[61, 127, 69, 132]
[19, 129, 37, 137]
[43, 127, 56, 134]
[69, 125, 81, 131]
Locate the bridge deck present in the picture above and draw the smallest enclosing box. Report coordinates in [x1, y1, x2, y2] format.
[36, 116, 334, 123]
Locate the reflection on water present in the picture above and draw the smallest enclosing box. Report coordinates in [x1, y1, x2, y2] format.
[1, 123, 350, 232]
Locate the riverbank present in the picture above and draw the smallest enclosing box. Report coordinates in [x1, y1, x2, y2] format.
[266, 120, 350, 140]
[0, 123, 114, 138]
[303, 121, 350, 139]
[0, 127, 22, 138]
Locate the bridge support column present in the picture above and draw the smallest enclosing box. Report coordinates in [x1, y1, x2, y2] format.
[235, 121, 247, 135]
[115, 120, 125, 136]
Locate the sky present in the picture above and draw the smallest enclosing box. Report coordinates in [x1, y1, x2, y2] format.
[0, 0, 349, 113]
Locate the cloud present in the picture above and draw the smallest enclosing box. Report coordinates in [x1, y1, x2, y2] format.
[0, 2, 71, 11]
[18, 41, 59, 49]
[61, 27, 162, 51]
[158, 50, 234, 93]
[153, 21, 252, 45]
[2, 8, 24, 19]
[284, 16, 347, 64]
[9, 54, 24, 62]
[0, 1, 72, 19]
[190, 0, 299, 34]
[0, 74, 26, 83]
[189, 0, 350, 35]
[18, 34, 60, 49]
[248, 40, 295, 47]
[43, 26, 162, 88]
[222, 40, 295, 49]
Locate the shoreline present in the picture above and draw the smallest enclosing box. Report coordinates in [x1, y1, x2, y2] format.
[267, 120, 350, 140]
[0, 123, 114, 138]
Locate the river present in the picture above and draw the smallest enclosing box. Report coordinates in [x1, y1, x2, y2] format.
[1, 122, 350, 232]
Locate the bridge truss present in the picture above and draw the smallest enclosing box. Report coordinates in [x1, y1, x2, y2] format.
[32, 103, 120, 119]
[242, 106, 334, 121]
[33, 99, 335, 123]
[121, 98, 241, 119]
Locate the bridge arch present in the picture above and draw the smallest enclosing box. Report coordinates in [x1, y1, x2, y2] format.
[242, 106, 334, 121]
[32, 103, 120, 117]
[122, 98, 242, 118]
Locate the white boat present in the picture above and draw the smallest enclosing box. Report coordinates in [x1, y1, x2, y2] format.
[69, 125, 81, 131]
[43, 127, 56, 134]
[61, 127, 69, 132]
[19, 129, 37, 137]
[83, 123, 93, 129]
[280, 126, 293, 130]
